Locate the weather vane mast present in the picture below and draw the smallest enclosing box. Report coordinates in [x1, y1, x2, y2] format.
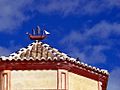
[26, 26, 50, 41]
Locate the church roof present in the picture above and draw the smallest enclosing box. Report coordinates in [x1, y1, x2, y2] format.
[0, 41, 109, 75]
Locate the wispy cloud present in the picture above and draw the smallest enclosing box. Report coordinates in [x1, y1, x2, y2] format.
[108, 67, 120, 90]
[35, 0, 80, 16]
[0, 0, 120, 33]
[107, 0, 120, 6]
[73, 45, 108, 64]
[0, 0, 33, 33]
[85, 21, 120, 42]
[0, 40, 21, 56]
[0, 46, 11, 56]
[60, 21, 120, 64]
[34, 0, 120, 15]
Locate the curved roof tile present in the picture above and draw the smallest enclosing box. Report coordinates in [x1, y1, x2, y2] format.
[0, 41, 109, 75]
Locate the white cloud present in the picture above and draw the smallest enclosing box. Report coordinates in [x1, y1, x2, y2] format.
[35, 0, 80, 16]
[86, 21, 120, 38]
[0, 46, 11, 56]
[0, 0, 33, 33]
[34, 0, 120, 15]
[61, 43, 108, 64]
[60, 21, 120, 64]
[108, 68, 120, 90]
[78, 45, 108, 63]
[107, 0, 120, 6]
[0, 41, 21, 56]
[0, 0, 120, 33]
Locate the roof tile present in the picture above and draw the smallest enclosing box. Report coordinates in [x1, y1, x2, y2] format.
[0, 41, 109, 75]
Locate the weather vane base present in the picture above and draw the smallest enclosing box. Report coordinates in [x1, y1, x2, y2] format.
[29, 35, 47, 41]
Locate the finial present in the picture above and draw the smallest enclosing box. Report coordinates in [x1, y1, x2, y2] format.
[26, 25, 50, 41]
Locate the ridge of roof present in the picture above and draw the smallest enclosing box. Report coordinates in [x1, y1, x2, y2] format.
[0, 41, 109, 75]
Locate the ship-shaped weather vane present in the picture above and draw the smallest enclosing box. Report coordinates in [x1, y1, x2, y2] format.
[26, 26, 50, 41]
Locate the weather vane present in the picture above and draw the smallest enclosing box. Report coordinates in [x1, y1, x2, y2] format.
[26, 26, 50, 41]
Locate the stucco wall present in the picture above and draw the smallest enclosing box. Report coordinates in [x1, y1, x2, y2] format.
[11, 70, 57, 90]
[8, 70, 99, 90]
[69, 72, 98, 90]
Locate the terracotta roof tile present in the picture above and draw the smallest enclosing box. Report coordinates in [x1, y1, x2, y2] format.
[0, 41, 109, 75]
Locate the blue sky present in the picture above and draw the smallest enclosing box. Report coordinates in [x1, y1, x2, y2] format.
[0, 0, 120, 90]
